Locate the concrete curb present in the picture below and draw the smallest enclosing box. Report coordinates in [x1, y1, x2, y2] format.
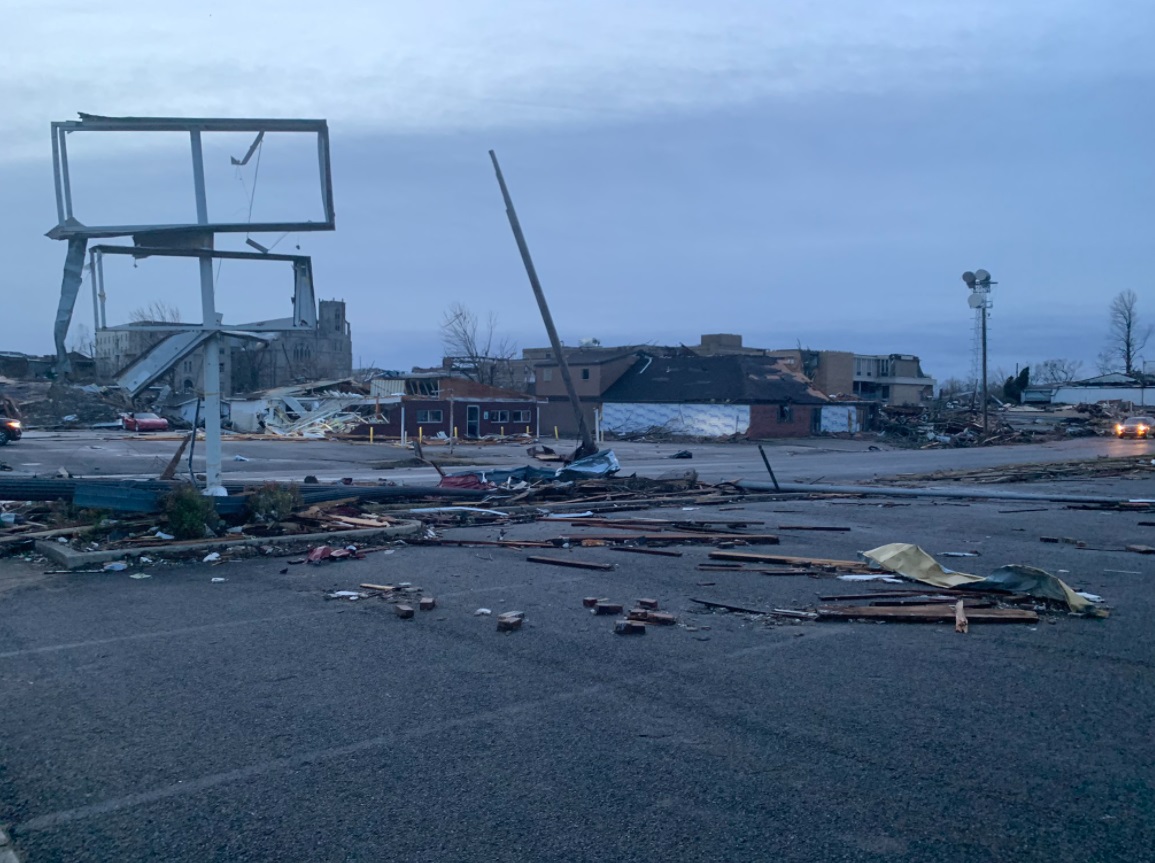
[36, 521, 424, 571]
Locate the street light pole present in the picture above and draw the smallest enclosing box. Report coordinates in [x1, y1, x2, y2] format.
[962, 269, 996, 435]
[981, 301, 989, 433]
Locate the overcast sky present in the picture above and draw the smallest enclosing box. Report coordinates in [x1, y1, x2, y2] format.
[1, 0, 1152, 383]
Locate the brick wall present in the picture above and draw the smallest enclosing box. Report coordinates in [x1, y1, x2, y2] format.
[748, 404, 816, 438]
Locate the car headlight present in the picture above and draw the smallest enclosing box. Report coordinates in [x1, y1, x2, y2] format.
[5, 421, 19, 429]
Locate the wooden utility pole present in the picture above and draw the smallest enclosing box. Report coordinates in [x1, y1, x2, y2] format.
[489, 150, 597, 459]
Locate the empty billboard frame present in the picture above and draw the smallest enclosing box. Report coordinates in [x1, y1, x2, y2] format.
[47, 114, 335, 240]
[87, 245, 319, 333]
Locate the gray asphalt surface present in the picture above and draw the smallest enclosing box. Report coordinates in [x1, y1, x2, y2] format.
[8, 430, 1155, 485]
[2, 475, 1154, 861]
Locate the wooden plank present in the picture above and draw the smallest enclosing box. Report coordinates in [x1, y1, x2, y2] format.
[777, 525, 851, 532]
[817, 591, 943, 601]
[329, 515, 398, 529]
[816, 604, 1038, 623]
[690, 597, 769, 615]
[565, 532, 780, 545]
[526, 555, 615, 572]
[709, 550, 863, 568]
[697, 564, 824, 575]
[689, 598, 814, 618]
[158, 431, 194, 481]
[546, 516, 764, 527]
[0, 526, 86, 548]
[867, 597, 993, 608]
[609, 546, 684, 558]
[421, 539, 550, 548]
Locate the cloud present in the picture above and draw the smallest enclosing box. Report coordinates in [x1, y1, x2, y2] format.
[2, 0, 1150, 162]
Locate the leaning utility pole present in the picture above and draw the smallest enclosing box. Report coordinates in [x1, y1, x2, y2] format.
[489, 150, 597, 460]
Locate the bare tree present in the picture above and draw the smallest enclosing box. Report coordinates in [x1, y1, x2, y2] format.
[937, 377, 968, 398]
[1103, 290, 1150, 375]
[129, 300, 183, 324]
[440, 303, 517, 386]
[67, 322, 95, 357]
[1034, 358, 1083, 384]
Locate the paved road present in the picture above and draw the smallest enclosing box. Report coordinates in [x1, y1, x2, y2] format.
[2, 486, 1153, 860]
[7, 431, 1154, 486]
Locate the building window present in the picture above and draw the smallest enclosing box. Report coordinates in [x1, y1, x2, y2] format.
[512, 410, 531, 423]
[541, 368, 553, 382]
[491, 410, 511, 423]
[581, 368, 590, 380]
[881, 386, 890, 401]
[183, 360, 193, 373]
[778, 404, 793, 423]
[416, 410, 443, 423]
[878, 359, 891, 377]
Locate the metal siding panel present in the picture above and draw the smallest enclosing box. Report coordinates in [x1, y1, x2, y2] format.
[819, 405, 861, 433]
[601, 403, 749, 437]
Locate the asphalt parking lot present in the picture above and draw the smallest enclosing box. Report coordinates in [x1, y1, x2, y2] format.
[2, 472, 1154, 862]
[6, 430, 1154, 485]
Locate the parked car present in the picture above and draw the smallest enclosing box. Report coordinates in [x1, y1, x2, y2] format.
[0, 417, 22, 445]
[122, 412, 169, 433]
[1115, 416, 1154, 439]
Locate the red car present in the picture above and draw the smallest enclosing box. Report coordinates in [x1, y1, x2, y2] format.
[122, 412, 169, 433]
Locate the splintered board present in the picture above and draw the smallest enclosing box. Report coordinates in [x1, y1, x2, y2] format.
[816, 604, 1038, 623]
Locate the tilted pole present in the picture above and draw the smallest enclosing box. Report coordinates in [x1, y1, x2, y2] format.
[489, 150, 597, 459]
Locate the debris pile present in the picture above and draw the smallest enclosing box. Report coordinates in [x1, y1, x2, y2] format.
[261, 384, 370, 437]
[877, 402, 1127, 448]
[782, 543, 1107, 624]
[878, 456, 1155, 486]
[4, 380, 128, 429]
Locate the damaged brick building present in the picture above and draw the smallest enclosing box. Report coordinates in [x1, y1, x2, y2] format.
[94, 300, 353, 395]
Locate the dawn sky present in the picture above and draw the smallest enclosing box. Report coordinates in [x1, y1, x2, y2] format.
[1, 0, 1151, 384]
